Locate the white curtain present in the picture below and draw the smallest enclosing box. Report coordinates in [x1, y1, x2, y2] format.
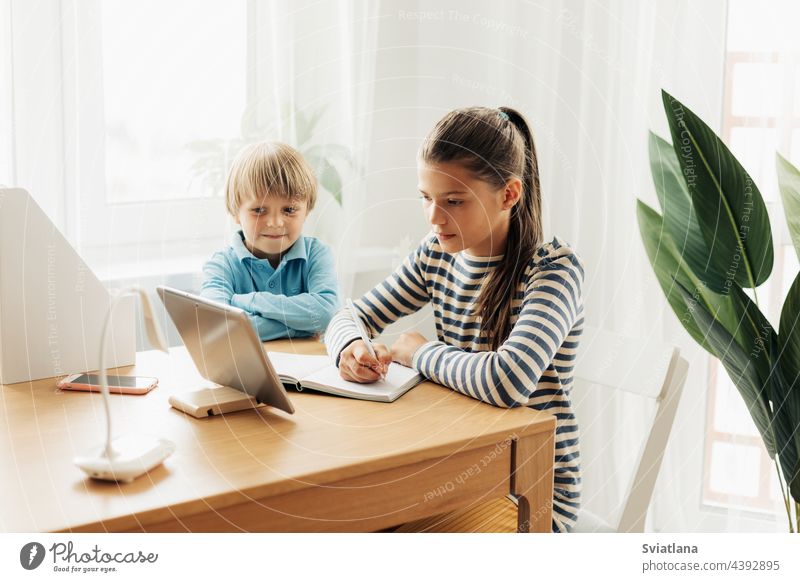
[0, 0, 11, 188]
[491, 0, 786, 533]
[366, 0, 759, 531]
[530, 0, 731, 532]
[500, 0, 730, 533]
[249, 0, 380, 299]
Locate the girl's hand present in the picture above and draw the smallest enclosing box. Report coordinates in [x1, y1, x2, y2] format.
[391, 332, 428, 367]
[338, 340, 392, 383]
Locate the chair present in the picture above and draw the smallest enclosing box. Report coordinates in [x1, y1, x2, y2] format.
[393, 325, 688, 534]
[571, 325, 688, 532]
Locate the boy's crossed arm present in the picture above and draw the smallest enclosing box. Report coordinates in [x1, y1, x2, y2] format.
[234, 243, 338, 332]
[201, 245, 339, 339]
[200, 259, 299, 340]
[231, 247, 338, 333]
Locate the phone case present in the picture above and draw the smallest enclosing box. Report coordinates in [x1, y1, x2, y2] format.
[57, 375, 158, 396]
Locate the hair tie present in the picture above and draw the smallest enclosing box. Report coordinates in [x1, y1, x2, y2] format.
[497, 110, 510, 121]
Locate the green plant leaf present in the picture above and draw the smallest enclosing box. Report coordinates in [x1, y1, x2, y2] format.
[319, 161, 343, 205]
[777, 153, 800, 267]
[637, 200, 711, 350]
[295, 107, 326, 146]
[185, 103, 350, 205]
[776, 272, 800, 499]
[649, 132, 729, 293]
[295, 109, 312, 146]
[661, 90, 773, 288]
[674, 282, 777, 458]
[637, 200, 774, 376]
[304, 152, 325, 173]
[768, 338, 800, 502]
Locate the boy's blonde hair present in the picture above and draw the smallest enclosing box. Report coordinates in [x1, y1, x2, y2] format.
[225, 141, 317, 216]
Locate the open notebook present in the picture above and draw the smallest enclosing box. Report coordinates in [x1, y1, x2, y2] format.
[266, 352, 423, 403]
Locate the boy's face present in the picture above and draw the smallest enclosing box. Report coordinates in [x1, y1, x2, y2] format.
[236, 194, 309, 262]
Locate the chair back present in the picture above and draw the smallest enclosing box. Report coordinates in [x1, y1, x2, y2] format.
[572, 325, 689, 532]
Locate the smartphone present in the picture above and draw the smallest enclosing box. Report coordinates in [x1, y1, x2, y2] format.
[57, 373, 159, 395]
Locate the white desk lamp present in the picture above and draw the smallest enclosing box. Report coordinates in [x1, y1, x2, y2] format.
[74, 287, 176, 483]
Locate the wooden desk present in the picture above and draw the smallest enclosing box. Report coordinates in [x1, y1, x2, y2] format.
[0, 339, 555, 533]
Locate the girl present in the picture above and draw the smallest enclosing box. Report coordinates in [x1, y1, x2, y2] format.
[325, 106, 583, 533]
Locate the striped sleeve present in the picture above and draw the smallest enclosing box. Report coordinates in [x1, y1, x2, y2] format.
[324, 236, 432, 364]
[410, 252, 584, 408]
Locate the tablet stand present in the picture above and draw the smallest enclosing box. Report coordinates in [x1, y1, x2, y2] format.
[169, 386, 265, 418]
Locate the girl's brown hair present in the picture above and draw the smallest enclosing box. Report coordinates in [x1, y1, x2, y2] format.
[419, 106, 543, 350]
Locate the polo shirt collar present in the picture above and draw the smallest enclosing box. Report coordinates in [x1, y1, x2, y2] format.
[232, 231, 308, 264]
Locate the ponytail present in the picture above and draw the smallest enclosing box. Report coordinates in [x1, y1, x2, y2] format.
[419, 106, 543, 349]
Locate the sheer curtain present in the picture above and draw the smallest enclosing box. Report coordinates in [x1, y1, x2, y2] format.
[508, 0, 786, 532]
[508, 0, 782, 533]
[0, 0, 11, 188]
[366, 0, 740, 531]
[530, 0, 731, 532]
[249, 0, 380, 298]
[0, 0, 379, 294]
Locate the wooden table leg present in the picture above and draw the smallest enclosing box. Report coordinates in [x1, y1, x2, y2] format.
[510, 429, 555, 533]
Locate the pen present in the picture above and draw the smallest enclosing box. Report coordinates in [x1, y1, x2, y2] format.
[346, 298, 386, 380]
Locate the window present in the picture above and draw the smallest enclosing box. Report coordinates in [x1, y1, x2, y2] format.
[702, 0, 800, 515]
[2, 0, 375, 285]
[101, 1, 246, 204]
[61, 0, 247, 264]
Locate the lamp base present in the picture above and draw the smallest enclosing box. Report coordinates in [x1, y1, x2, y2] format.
[74, 434, 176, 483]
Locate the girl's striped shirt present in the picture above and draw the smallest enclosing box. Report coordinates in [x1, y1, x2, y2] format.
[325, 232, 584, 533]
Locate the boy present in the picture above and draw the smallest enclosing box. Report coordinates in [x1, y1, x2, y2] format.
[201, 141, 339, 340]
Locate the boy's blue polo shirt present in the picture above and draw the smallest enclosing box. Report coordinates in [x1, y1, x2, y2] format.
[201, 231, 339, 340]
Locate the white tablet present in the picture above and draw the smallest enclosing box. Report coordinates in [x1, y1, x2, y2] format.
[157, 285, 295, 415]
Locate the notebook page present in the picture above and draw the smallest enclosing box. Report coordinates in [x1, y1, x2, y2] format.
[301, 362, 420, 398]
[265, 352, 331, 381]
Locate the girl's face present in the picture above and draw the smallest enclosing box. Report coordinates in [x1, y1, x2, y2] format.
[417, 161, 521, 257]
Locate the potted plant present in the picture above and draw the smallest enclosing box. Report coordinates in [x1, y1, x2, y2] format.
[637, 90, 800, 531]
[186, 103, 352, 204]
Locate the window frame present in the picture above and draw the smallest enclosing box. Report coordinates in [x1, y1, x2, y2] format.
[701, 49, 799, 515]
[60, 0, 247, 252]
